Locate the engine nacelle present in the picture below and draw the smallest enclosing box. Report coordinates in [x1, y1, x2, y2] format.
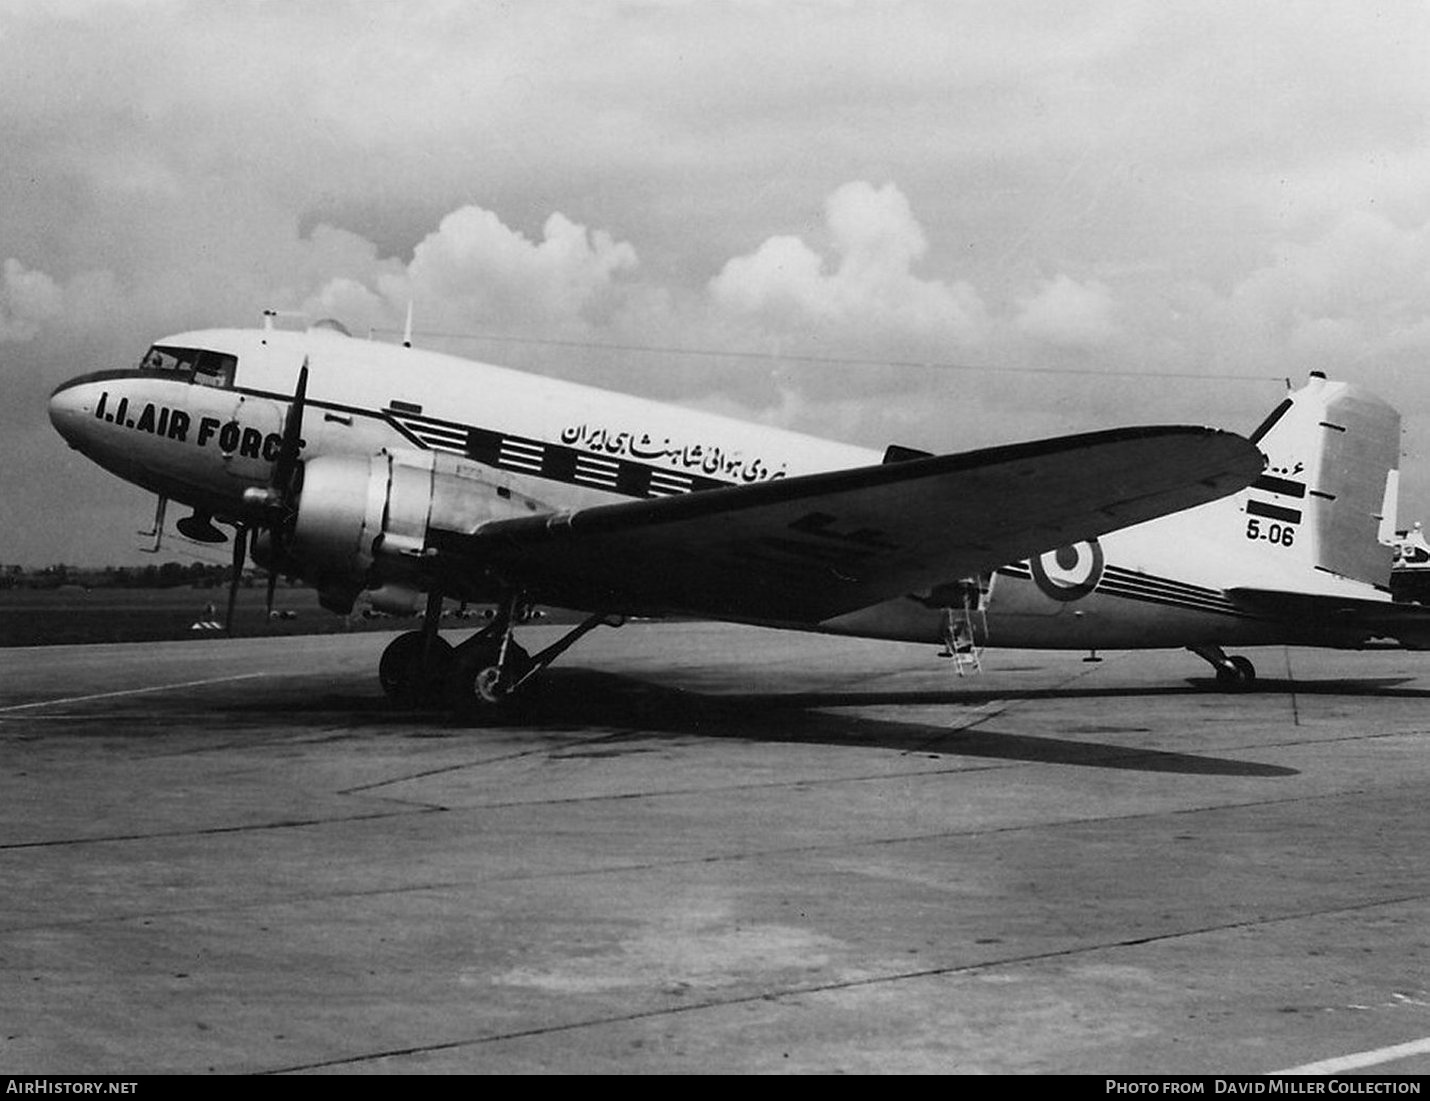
[289, 450, 536, 613]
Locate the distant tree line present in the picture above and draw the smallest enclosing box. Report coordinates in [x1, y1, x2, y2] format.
[0, 562, 295, 590]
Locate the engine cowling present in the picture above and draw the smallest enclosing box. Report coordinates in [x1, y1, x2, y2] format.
[288, 449, 536, 613]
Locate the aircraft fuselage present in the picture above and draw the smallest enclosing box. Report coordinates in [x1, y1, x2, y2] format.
[49, 324, 1398, 670]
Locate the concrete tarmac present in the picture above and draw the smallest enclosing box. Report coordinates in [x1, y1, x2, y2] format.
[2, 622, 1430, 1075]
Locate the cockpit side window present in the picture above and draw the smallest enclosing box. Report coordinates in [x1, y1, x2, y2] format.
[192, 350, 237, 388]
[137, 345, 237, 388]
[138, 346, 194, 375]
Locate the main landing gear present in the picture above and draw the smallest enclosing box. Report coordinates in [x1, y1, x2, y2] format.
[378, 589, 620, 721]
[1188, 644, 1256, 687]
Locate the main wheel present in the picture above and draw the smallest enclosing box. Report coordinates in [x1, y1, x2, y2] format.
[379, 631, 454, 708]
[1213, 654, 1256, 690]
[445, 640, 535, 722]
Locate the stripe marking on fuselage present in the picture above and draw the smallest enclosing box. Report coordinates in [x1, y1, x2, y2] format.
[997, 561, 1251, 618]
[1099, 566, 1252, 617]
[383, 407, 749, 499]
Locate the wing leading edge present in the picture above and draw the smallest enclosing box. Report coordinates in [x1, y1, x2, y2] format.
[432, 426, 1263, 626]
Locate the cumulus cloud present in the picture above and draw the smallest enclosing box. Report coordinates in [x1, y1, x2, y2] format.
[1215, 210, 1430, 378]
[1015, 275, 1119, 349]
[389, 206, 638, 329]
[1232, 210, 1430, 323]
[290, 204, 643, 347]
[299, 277, 392, 336]
[0, 258, 62, 343]
[709, 181, 987, 340]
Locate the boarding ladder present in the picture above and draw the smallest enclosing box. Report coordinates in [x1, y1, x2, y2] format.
[938, 576, 990, 676]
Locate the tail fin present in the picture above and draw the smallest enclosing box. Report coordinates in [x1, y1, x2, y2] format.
[1240, 373, 1400, 589]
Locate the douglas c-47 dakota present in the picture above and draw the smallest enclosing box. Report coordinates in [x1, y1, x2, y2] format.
[52, 313, 1341, 718]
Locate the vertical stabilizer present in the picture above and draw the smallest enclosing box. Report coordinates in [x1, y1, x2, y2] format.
[1242, 373, 1400, 589]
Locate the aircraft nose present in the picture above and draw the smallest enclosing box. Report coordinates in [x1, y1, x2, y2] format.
[49, 377, 96, 450]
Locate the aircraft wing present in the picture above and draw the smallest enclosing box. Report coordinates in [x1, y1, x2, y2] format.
[436, 426, 1262, 625]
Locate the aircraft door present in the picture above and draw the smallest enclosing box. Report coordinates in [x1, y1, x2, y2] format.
[926, 573, 993, 649]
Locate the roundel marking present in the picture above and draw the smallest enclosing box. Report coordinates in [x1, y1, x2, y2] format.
[1029, 539, 1105, 602]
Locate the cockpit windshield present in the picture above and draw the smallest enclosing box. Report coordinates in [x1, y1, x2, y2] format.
[137, 345, 237, 388]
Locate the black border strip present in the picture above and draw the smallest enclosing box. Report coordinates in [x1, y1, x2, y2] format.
[1247, 499, 1302, 524]
[1252, 474, 1306, 498]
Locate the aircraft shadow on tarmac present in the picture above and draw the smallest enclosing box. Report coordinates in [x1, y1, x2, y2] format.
[522, 670, 1303, 776]
[752, 675, 1421, 707]
[225, 668, 1337, 777]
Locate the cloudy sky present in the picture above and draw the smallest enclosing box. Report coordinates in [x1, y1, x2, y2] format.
[6, 0, 1430, 566]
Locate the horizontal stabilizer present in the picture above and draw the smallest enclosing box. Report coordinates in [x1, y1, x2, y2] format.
[1229, 586, 1430, 648]
[1229, 586, 1393, 619]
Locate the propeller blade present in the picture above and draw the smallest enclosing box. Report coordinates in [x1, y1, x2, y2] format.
[250, 360, 309, 604]
[271, 358, 309, 502]
[265, 567, 279, 623]
[225, 525, 248, 637]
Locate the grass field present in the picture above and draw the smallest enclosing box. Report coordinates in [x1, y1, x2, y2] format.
[0, 586, 489, 647]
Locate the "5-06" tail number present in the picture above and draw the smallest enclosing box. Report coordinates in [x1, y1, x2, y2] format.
[1247, 518, 1295, 546]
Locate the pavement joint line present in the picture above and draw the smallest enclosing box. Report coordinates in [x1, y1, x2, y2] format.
[336, 730, 666, 794]
[130, 725, 380, 759]
[0, 779, 1374, 886]
[1282, 646, 1301, 727]
[462, 785, 1400, 876]
[10, 843, 1430, 950]
[259, 889, 1430, 1075]
[911, 653, 1130, 750]
[398, 782, 1401, 877]
[348, 756, 1018, 805]
[0, 806, 442, 851]
[397, 736, 1291, 809]
[338, 659, 1161, 791]
[0, 750, 1328, 855]
[0, 672, 270, 712]
[1270, 1035, 1430, 1075]
[0, 756, 1185, 854]
[1258, 728, 1430, 750]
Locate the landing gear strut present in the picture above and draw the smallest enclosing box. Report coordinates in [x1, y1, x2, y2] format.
[1189, 644, 1256, 687]
[378, 589, 620, 721]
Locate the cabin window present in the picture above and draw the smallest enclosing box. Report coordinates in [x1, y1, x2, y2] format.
[137, 345, 237, 388]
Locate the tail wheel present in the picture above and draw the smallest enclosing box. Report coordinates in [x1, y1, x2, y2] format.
[1214, 654, 1256, 689]
[379, 631, 454, 708]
